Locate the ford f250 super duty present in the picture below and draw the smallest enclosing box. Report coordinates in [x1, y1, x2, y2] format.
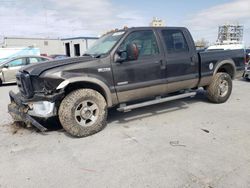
[8, 27, 245, 137]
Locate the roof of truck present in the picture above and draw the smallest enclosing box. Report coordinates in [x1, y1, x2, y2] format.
[105, 26, 188, 34]
[124, 26, 187, 31]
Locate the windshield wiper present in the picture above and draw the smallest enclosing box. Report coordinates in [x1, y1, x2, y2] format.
[82, 53, 106, 58]
[82, 53, 95, 57]
[94, 53, 107, 58]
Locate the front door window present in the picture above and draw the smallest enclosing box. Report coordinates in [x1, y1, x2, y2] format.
[7, 58, 26, 67]
[119, 30, 160, 59]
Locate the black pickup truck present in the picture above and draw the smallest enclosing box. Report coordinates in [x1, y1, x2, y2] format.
[8, 27, 245, 137]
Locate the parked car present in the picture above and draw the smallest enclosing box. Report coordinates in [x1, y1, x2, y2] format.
[0, 47, 40, 61]
[8, 27, 245, 137]
[0, 55, 51, 85]
[49, 54, 68, 60]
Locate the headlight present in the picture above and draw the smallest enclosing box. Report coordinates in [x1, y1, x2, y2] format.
[28, 101, 55, 118]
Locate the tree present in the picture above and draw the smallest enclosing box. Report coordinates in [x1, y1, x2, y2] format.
[195, 38, 209, 48]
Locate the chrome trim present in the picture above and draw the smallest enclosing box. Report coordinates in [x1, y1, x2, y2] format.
[56, 80, 70, 90]
[117, 81, 128, 86]
[117, 92, 197, 112]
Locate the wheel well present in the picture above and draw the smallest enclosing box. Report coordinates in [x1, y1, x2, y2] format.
[64, 82, 108, 103]
[216, 63, 235, 79]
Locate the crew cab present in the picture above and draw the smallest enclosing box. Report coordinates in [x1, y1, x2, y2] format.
[8, 27, 245, 137]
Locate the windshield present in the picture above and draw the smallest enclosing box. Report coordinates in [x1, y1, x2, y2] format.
[84, 31, 125, 56]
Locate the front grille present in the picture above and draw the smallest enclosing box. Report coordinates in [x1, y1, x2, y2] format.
[16, 72, 34, 98]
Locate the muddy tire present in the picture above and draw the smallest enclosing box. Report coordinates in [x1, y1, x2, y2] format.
[207, 73, 232, 103]
[59, 89, 107, 137]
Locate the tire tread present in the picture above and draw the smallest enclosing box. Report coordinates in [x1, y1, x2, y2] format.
[59, 89, 107, 137]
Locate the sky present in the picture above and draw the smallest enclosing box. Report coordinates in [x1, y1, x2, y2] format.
[0, 0, 249, 46]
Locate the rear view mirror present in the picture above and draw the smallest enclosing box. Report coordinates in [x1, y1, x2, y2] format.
[126, 43, 139, 61]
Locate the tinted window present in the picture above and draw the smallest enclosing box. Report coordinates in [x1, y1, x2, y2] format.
[162, 30, 189, 52]
[119, 30, 159, 58]
[8, 58, 26, 67]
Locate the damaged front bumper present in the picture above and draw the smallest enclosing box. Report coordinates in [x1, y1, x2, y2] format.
[8, 91, 58, 132]
[243, 68, 250, 79]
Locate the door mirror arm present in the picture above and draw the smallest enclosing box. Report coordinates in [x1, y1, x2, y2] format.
[114, 53, 126, 63]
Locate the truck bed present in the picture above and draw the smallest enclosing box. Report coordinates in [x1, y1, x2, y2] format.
[198, 49, 245, 86]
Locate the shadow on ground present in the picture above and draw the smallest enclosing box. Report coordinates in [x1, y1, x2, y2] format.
[107, 89, 209, 124]
[0, 83, 16, 87]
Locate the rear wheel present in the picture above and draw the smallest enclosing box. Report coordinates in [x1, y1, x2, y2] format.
[59, 89, 107, 137]
[0, 79, 2, 86]
[206, 73, 232, 103]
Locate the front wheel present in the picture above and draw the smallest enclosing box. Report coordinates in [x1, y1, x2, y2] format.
[206, 73, 232, 103]
[59, 89, 107, 137]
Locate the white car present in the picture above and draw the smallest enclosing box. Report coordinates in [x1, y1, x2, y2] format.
[0, 55, 51, 85]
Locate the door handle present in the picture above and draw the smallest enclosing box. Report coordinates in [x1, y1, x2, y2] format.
[190, 55, 196, 66]
[190, 61, 195, 66]
[159, 60, 166, 70]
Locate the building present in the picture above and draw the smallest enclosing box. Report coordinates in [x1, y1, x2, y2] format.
[62, 37, 98, 57]
[1, 37, 64, 56]
[150, 17, 166, 27]
[217, 24, 244, 44]
[0, 36, 99, 57]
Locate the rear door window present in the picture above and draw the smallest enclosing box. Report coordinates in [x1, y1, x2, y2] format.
[161, 29, 189, 53]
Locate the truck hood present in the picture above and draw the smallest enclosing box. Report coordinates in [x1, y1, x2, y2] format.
[21, 56, 94, 76]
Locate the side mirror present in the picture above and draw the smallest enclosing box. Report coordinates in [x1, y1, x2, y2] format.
[115, 51, 127, 63]
[126, 43, 139, 61]
[3, 64, 9, 68]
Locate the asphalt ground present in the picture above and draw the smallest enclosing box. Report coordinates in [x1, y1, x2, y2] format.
[0, 80, 250, 188]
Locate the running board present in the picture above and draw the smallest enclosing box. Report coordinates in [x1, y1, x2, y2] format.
[117, 92, 197, 112]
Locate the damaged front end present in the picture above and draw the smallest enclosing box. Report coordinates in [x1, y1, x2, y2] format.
[243, 66, 250, 80]
[8, 91, 49, 131]
[8, 71, 64, 132]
